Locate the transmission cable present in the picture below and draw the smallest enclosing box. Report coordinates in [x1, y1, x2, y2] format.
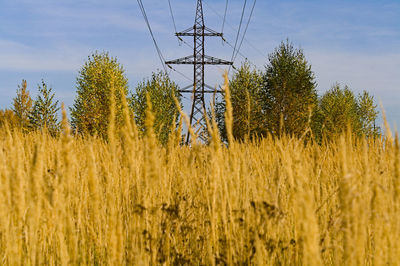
[167, 0, 180, 45]
[229, 0, 247, 68]
[203, 0, 267, 62]
[137, 0, 168, 73]
[178, 37, 226, 73]
[136, 1, 200, 91]
[221, 0, 229, 34]
[232, 0, 256, 64]
[167, 65, 192, 82]
[223, 39, 257, 68]
[198, 1, 257, 68]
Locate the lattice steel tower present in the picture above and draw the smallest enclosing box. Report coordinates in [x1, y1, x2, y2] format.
[166, 0, 232, 143]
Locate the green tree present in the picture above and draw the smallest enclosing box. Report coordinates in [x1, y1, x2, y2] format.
[215, 63, 265, 141]
[70, 52, 129, 138]
[28, 80, 60, 135]
[12, 79, 33, 131]
[262, 40, 317, 136]
[357, 91, 380, 137]
[130, 71, 181, 144]
[316, 84, 361, 138]
[314, 85, 380, 141]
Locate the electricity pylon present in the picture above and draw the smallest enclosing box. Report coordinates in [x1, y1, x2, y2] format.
[165, 0, 232, 143]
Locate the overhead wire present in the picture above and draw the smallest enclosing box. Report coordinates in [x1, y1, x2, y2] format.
[165, 1, 202, 82]
[137, 0, 241, 89]
[229, 0, 247, 73]
[223, 39, 257, 68]
[137, 0, 168, 73]
[221, 0, 228, 34]
[232, 0, 257, 64]
[167, 65, 192, 82]
[137, 0, 193, 83]
[178, 37, 226, 72]
[167, 0, 178, 33]
[180, 0, 257, 71]
[203, 0, 267, 62]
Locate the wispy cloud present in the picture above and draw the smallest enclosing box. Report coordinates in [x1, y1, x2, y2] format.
[0, 39, 88, 71]
[0, 0, 399, 124]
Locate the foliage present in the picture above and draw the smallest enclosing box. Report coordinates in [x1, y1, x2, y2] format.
[263, 40, 317, 136]
[216, 41, 317, 141]
[0, 84, 398, 264]
[316, 84, 379, 139]
[214, 41, 379, 144]
[130, 71, 181, 144]
[215, 63, 265, 142]
[357, 91, 380, 137]
[70, 51, 129, 139]
[317, 84, 361, 137]
[28, 80, 60, 135]
[12, 79, 33, 131]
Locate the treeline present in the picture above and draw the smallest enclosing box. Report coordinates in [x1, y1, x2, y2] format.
[215, 40, 379, 143]
[0, 40, 380, 143]
[0, 52, 181, 144]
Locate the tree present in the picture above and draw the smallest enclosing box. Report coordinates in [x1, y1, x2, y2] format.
[316, 84, 379, 139]
[317, 84, 360, 138]
[357, 91, 380, 137]
[215, 63, 265, 142]
[130, 71, 181, 144]
[28, 80, 60, 135]
[262, 40, 317, 136]
[70, 52, 129, 139]
[12, 79, 33, 131]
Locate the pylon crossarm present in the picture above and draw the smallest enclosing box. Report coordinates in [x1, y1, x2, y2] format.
[166, 55, 195, 65]
[179, 83, 221, 94]
[166, 55, 232, 65]
[176, 26, 195, 35]
[204, 26, 222, 36]
[179, 89, 222, 93]
[176, 25, 222, 37]
[204, 55, 233, 65]
[176, 32, 222, 37]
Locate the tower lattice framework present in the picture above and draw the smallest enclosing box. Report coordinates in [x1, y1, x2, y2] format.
[166, 0, 232, 143]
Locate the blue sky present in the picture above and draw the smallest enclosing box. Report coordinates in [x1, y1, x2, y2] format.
[0, 0, 399, 127]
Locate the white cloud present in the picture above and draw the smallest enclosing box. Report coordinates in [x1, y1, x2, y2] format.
[0, 0, 399, 125]
[308, 50, 400, 125]
[0, 39, 88, 71]
[308, 50, 400, 95]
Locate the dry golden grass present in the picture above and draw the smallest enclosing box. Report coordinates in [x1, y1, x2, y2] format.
[0, 79, 399, 265]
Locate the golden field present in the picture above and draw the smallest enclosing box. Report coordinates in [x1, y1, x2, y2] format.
[0, 92, 399, 265]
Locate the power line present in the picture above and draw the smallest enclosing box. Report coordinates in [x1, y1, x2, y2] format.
[167, 0, 178, 36]
[183, 13, 255, 68]
[222, 0, 228, 34]
[203, 0, 268, 62]
[232, 0, 257, 64]
[137, 0, 220, 86]
[170, 38, 220, 76]
[165, 0, 233, 143]
[137, 0, 168, 73]
[167, 65, 192, 82]
[199, 1, 257, 69]
[229, 0, 247, 73]
[223, 38, 256, 68]
[137, 0, 230, 100]
[178, 37, 227, 72]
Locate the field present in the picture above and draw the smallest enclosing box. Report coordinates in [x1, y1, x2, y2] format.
[0, 99, 400, 265]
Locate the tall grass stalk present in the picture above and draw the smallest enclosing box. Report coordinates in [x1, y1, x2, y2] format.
[0, 76, 398, 265]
